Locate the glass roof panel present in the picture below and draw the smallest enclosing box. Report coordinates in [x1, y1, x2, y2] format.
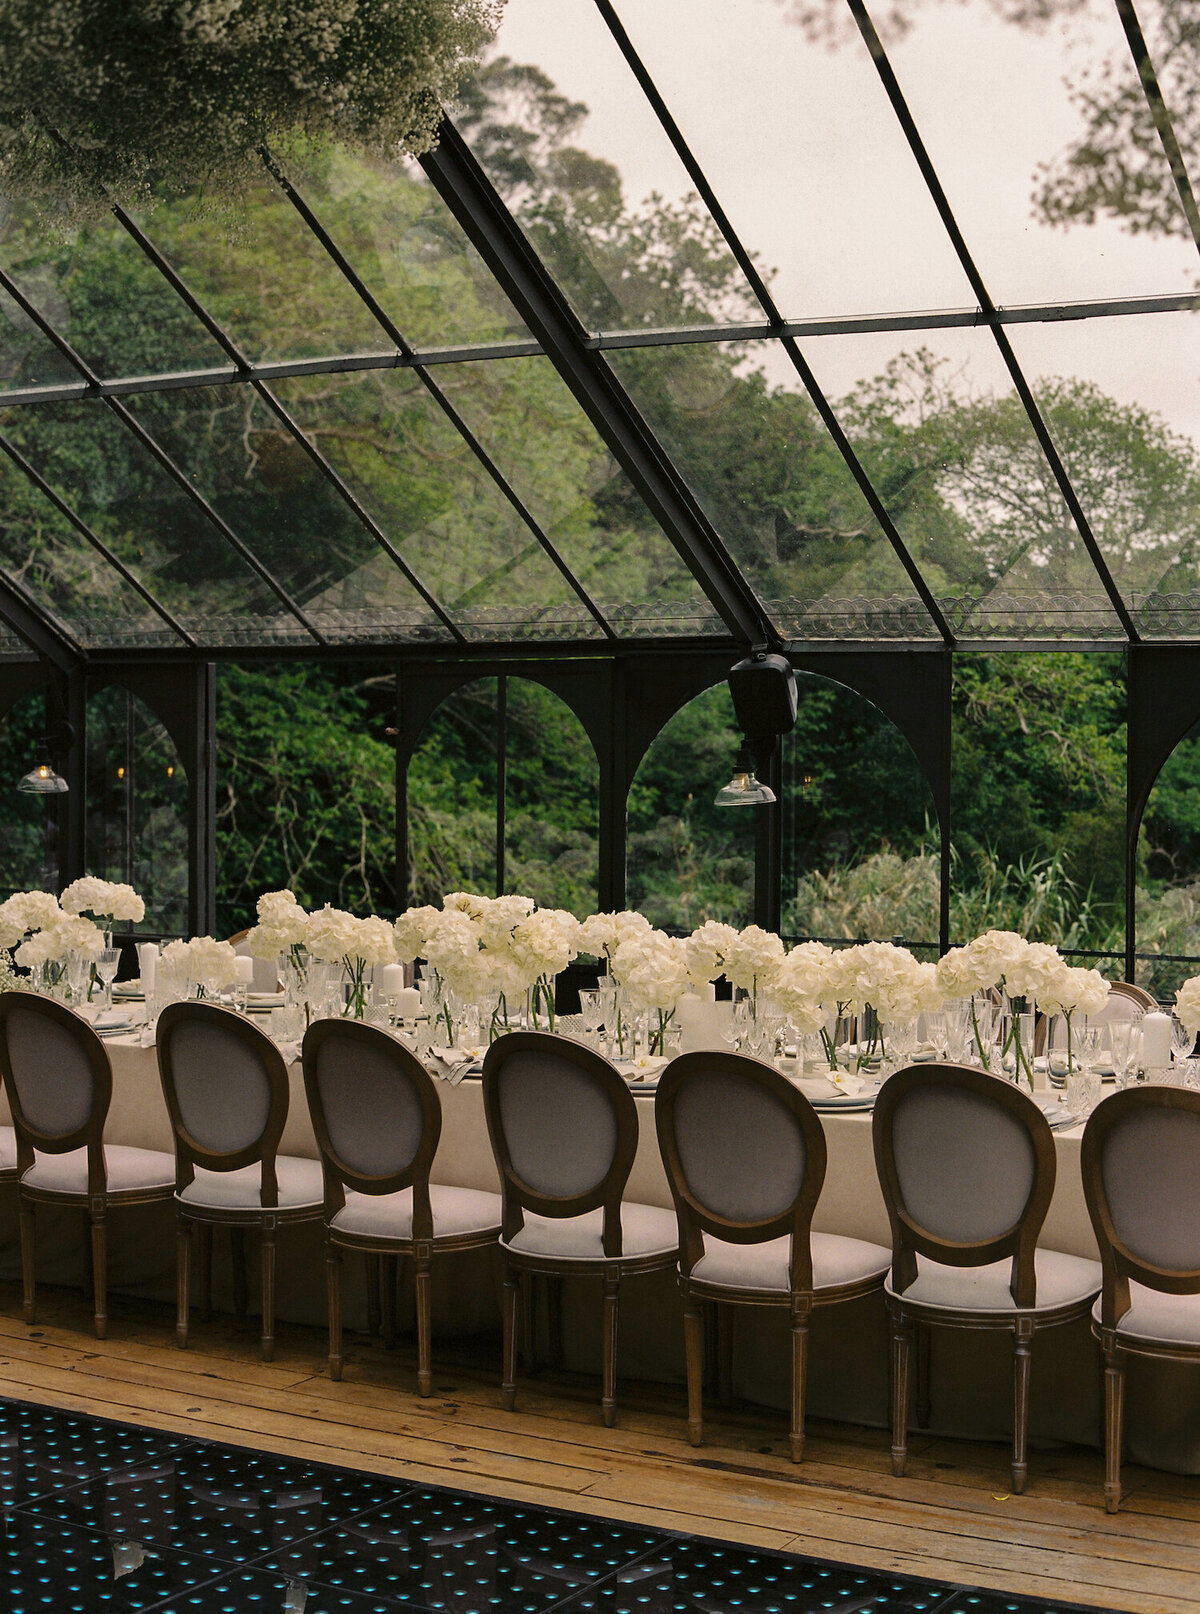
[127, 171, 393, 364]
[276, 146, 533, 352]
[457, 0, 761, 331]
[0, 448, 181, 648]
[880, 0, 1198, 305]
[429, 354, 725, 636]
[800, 323, 1126, 641]
[609, 339, 940, 641]
[0, 203, 229, 383]
[1006, 309, 1200, 639]
[605, 0, 976, 322]
[0, 398, 313, 647]
[122, 385, 454, 646]
[271, 369, 606, 643]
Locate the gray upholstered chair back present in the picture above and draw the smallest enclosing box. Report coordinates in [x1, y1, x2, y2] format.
[311, 1031, 426, 1180]
[162, 1017, 272, 1156]
[495, 1046, 618, 1199]
[673, 1065, 806, 1224]
[891, 1084, 1036, 1243]
[5, 1003, 96, 1139]
[1100, 1106, 1200, 1273]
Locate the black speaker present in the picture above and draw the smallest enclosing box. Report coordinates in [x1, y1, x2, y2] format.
[728, 650, 797, 738]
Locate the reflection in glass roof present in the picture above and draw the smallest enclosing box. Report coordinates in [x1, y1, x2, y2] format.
[0, 0, 1196, 658]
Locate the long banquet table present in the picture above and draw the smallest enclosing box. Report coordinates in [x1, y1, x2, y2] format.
[0, 1034, 1195, 1473]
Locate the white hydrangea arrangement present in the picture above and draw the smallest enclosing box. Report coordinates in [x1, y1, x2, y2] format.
[244, 889, 309, 961]
[15, 913, 104, 967]
[0, 889, 62, 948]
[160, 936, 239, 997]
[609, 929, 691, 1053]
[304, 905, 397, 1018]
[1177, 975, 1200, 1036]
[60, 876, 145, 924]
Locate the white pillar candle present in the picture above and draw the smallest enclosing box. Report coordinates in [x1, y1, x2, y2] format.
[136, 942, 157, 995]
[380, 964, 407, 996]
[233, 955, 255, 986]
[395, 986, 422, 1019]
[1141, 1010, 1172, 1069]
[700, 982, 716, 1002]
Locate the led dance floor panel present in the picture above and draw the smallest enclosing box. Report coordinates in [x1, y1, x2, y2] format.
[0, 1397, 1112, 1612]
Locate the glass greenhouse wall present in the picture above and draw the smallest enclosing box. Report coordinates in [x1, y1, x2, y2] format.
[0, 0, 1197, 985]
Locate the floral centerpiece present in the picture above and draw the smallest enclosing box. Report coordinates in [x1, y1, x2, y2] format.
[305, 906, 396, 1019]
[61, 876, 145, 939]
[609, 929, 691, 1054]
[769, 940, 835, 1041]
[159, 936, 239, 999]
[245, 889, 310, 1001]
[0, 890, 63, 949]
[722, 926, 786, 1011]
[1038, 963, 1110, 1078]
[15, 912, 104, 995]
[682, 920, 740, 991]
[509, 908, 580, 1031]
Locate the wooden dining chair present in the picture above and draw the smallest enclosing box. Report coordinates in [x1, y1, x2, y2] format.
[156, 999, 325, 1361]
[0, 991, 176, 1338]
[302, 1018, 502, 1391]
[655, 1051, 890, 1460]
[873, 1063, 1102, 1493]
[481, 1030, 678, 1426]
[1082, 1086, 1200, 1512]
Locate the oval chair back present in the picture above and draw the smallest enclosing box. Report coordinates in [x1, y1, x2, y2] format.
[302, 1018, 441, 1226]
[655, 1051, 826, 1289]
[1082, 1086, 1200, 1327]
[0, 992, 111, 1182]
[156, 1000, 289, 1204]
[481, 1031, 637, 1258]
[872, 1063, 1056, 1308]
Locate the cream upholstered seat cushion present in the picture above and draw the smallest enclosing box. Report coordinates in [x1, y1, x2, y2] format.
[885, 1248, 1101, 1315]
[178, 1155, 324, 1211]
[22, 1144, 175, 1196]
[331, 1184, 502, 1242]
[503, 1201, 678, 1263]
[0, 1125, 15, 1175]
[691, 1231, 890, 1294]
[1095, 1284, 1200, 1348]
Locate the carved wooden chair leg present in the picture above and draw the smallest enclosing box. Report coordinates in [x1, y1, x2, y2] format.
[682, 1282, 705, 1449]
[324, 1241, 344, 1381]
[1102, 1333, 1126, 1514]
[600, 1270, 621, 1428]
[500, 1264, 519, 1412]
[414, 1246, 433, 1396]
[260, 1225, 277, 1363]
[90, 1207, 108, 1340]
[19, 1198, 36, 1327]
[790, 1298, 811, 1464]
[175, 1216, 192, 1349]
[717, 1303, 734, 1408]
[890, 1304, 913, 1478]
[1011, 1317, 1035, 1495]
[519, 1271, 536, 1375]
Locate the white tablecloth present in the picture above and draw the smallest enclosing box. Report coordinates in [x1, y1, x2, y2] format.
[1, 1038, 1195, 1471]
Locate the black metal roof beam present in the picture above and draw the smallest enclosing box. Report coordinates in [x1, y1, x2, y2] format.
[421, 119, 776, 649]
[0, 262, 326, 645]
[1114, 0, 1200, 254]
[593, 0, 954, 647]
[0, 562, 82, 669]
[262, 148, 618, 642]
[106, 171, 476, 646]
[0, 431, 195, 647]
[846, 0, 1141, 646]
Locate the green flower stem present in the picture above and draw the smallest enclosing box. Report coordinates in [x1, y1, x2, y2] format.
[971, 998, 990, 1069]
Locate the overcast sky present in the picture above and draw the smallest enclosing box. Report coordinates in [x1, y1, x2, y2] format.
[484, 0, 1200, 442]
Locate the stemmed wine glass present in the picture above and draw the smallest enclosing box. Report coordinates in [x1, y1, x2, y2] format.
[1067, 1026, 1103, 1118]
[1108, 1019, 1137, 1090]
[579, 988, 605, 1051]
[96, 947, 121, 1013]
[1171, 1015, 1194, 1074]
[925, 1010, 949, 1062]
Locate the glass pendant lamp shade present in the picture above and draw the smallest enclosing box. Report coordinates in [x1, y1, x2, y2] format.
[714, 743, 775, 807]
[17, 761, 68, 794]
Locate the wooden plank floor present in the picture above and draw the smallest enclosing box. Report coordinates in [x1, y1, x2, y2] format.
[0, 1284, 1197, 1614]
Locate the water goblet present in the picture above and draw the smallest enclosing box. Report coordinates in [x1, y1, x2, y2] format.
[96, 947, 121, 1012]
[1108, 1019, 1136, 1090]
[579, 989, 605, 1051]
[1067, 1026, 1102, 1118]
[1172, 1015, 1195, 1072]
[925, 1010, 949, 1062]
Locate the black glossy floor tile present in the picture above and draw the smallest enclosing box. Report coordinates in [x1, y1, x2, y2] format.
[0, 1401, 188, 1511]
[558, 1539, 955, 1614]
[22, 1443, 400, 1566]
[0, 1510, 227, 1611]
[0, 1395, 1117, 1614]
[256, 1485, 660, 1611]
